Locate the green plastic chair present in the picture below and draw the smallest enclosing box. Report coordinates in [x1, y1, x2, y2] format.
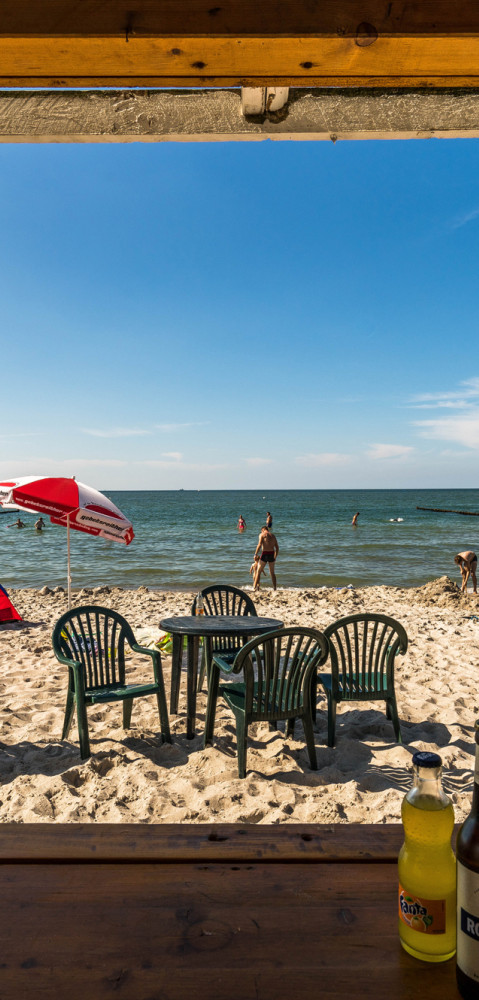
[204, 626, 329, 778]
[191, 584, 258, 692]
[320, 613, 407, 747]
[52, 605, 171, 760]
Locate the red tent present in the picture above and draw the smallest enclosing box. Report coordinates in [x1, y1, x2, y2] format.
[0, 585, 22, 623]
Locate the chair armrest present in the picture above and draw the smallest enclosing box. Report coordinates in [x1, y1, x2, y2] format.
[130, 643, 162, 677]
[131, 642, 163, 676]
[52, 649, 83, 671]
[211, 653, 238, 674]
[130, 642, 159, 659]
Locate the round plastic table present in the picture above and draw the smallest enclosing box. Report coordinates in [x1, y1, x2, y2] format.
[160, 614, 284, 738]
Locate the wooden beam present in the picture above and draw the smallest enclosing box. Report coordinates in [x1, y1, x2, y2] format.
[3, 88, 479, 143]
[3, 2, 479, 87]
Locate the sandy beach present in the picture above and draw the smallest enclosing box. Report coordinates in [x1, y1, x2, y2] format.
[0, 577, 477, 825]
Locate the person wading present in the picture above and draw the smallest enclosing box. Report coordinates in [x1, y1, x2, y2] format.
[252, 525, 279, 591]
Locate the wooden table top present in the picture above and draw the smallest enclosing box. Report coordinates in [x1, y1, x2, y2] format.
[0, 823, 459, 1000]
[159, 614, 284, 636]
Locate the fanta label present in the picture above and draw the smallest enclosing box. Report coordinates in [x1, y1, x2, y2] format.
[398, 884, 446, 934]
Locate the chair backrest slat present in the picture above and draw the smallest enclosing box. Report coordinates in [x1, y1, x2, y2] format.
[234, 627, 329, 720]
[52, 606, 136, 693]
[324, 613, 407, 701]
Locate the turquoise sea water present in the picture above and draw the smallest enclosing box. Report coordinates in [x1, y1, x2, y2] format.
[1, 489, 479, 592]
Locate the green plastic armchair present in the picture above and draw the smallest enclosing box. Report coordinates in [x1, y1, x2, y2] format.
[204, 626, 329, 778]
[187, 584, 258, 695]
[52, 605, 171, 760]
[320, 613, 407, 747]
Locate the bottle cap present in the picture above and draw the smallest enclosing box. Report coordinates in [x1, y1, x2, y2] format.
[412, 751, 442, 768]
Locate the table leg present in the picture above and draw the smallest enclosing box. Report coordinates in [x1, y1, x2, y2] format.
[186, 635, 199, 739]
[170, 633, 183, 715]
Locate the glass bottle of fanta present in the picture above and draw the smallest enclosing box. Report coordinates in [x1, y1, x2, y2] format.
[398, 750, 456, 962]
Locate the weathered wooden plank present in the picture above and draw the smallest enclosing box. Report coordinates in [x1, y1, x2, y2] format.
[0, 822, 405, 862]
[0, 861, 457, 999]
[1, 0, 479, 36]
[4, 36, 479, 88]
[3, 87, 479, 143]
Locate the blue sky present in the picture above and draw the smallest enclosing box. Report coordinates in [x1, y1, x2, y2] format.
[1, 136, 479, 489]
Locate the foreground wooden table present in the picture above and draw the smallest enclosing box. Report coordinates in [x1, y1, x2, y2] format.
[0, 824, 459, 999]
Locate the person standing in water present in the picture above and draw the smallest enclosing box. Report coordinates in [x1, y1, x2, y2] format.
[352, 512, 359, 526]
[252, 525, 279, 591]
[266, 511, 273, 529]
[7, 517, 25, 528]
[34, 517, 45, 532]
[237, 515, 246, 532]
[454, 550, 477, 594]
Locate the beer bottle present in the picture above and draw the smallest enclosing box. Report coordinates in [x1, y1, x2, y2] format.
[457, 721, 479, 997]
[398, 751, 456, 962]
[195, 592, 204, 616]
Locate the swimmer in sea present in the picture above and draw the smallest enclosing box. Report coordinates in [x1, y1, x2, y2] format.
[253, 525, 279, 591]
[7, 517, 25, 528]
[266, 511, 273, 529]
[34, 517, 45, 532]
[237, 515, 246, 532]
[352, 512, 359, 526]
[454, 550, 478, 594]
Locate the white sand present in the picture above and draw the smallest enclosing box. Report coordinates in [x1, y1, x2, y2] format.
[0, 577, 477, 825]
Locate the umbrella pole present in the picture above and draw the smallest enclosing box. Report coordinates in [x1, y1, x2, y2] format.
[67, 513, 71, 610]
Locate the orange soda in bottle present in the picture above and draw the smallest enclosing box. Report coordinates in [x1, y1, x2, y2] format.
[398, 751, 456, 962]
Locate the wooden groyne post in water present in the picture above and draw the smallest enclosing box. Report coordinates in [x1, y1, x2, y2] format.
[417, 506, 479, 516]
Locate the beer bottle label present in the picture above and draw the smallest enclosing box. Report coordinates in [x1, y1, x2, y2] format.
[457, 860, 479, 983]
[398, 884, 446, 934]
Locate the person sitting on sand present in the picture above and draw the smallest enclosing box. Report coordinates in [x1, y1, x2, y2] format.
[34, 517, 45, 532]
[252, 525, 279, 591]
[454, 551, 478, 594]
[352, 512, 359, 526]
[7, 517, 25, 528]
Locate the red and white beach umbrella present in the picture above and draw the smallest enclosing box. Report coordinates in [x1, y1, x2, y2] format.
[0, 476, 134, 608]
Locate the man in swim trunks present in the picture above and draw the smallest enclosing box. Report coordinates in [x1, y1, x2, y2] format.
[454, 551, 478, 594]
[252, 525, 279, 591]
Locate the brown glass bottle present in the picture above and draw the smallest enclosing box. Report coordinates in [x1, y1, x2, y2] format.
[457, 721, 479, 998]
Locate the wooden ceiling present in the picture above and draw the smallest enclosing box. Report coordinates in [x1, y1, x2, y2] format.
[2, 1, 479, 89]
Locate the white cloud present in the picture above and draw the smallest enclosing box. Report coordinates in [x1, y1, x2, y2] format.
[367, 444, 413, 460]
[82, 428, 150, 438]
[451, 207, 479, 230]
[139, 460, 228, 471]
[409, 377, 479, 410]
[409, 378, 479, 449]
[414, 414, 479, 450]
[0, 432, 41, 439]
[161, 452, 182, 462]
[0, 459, 128, 480]
[295, 453, 351, 467]
[155, 422, 208, 432]
[245, 457, 274, 467]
